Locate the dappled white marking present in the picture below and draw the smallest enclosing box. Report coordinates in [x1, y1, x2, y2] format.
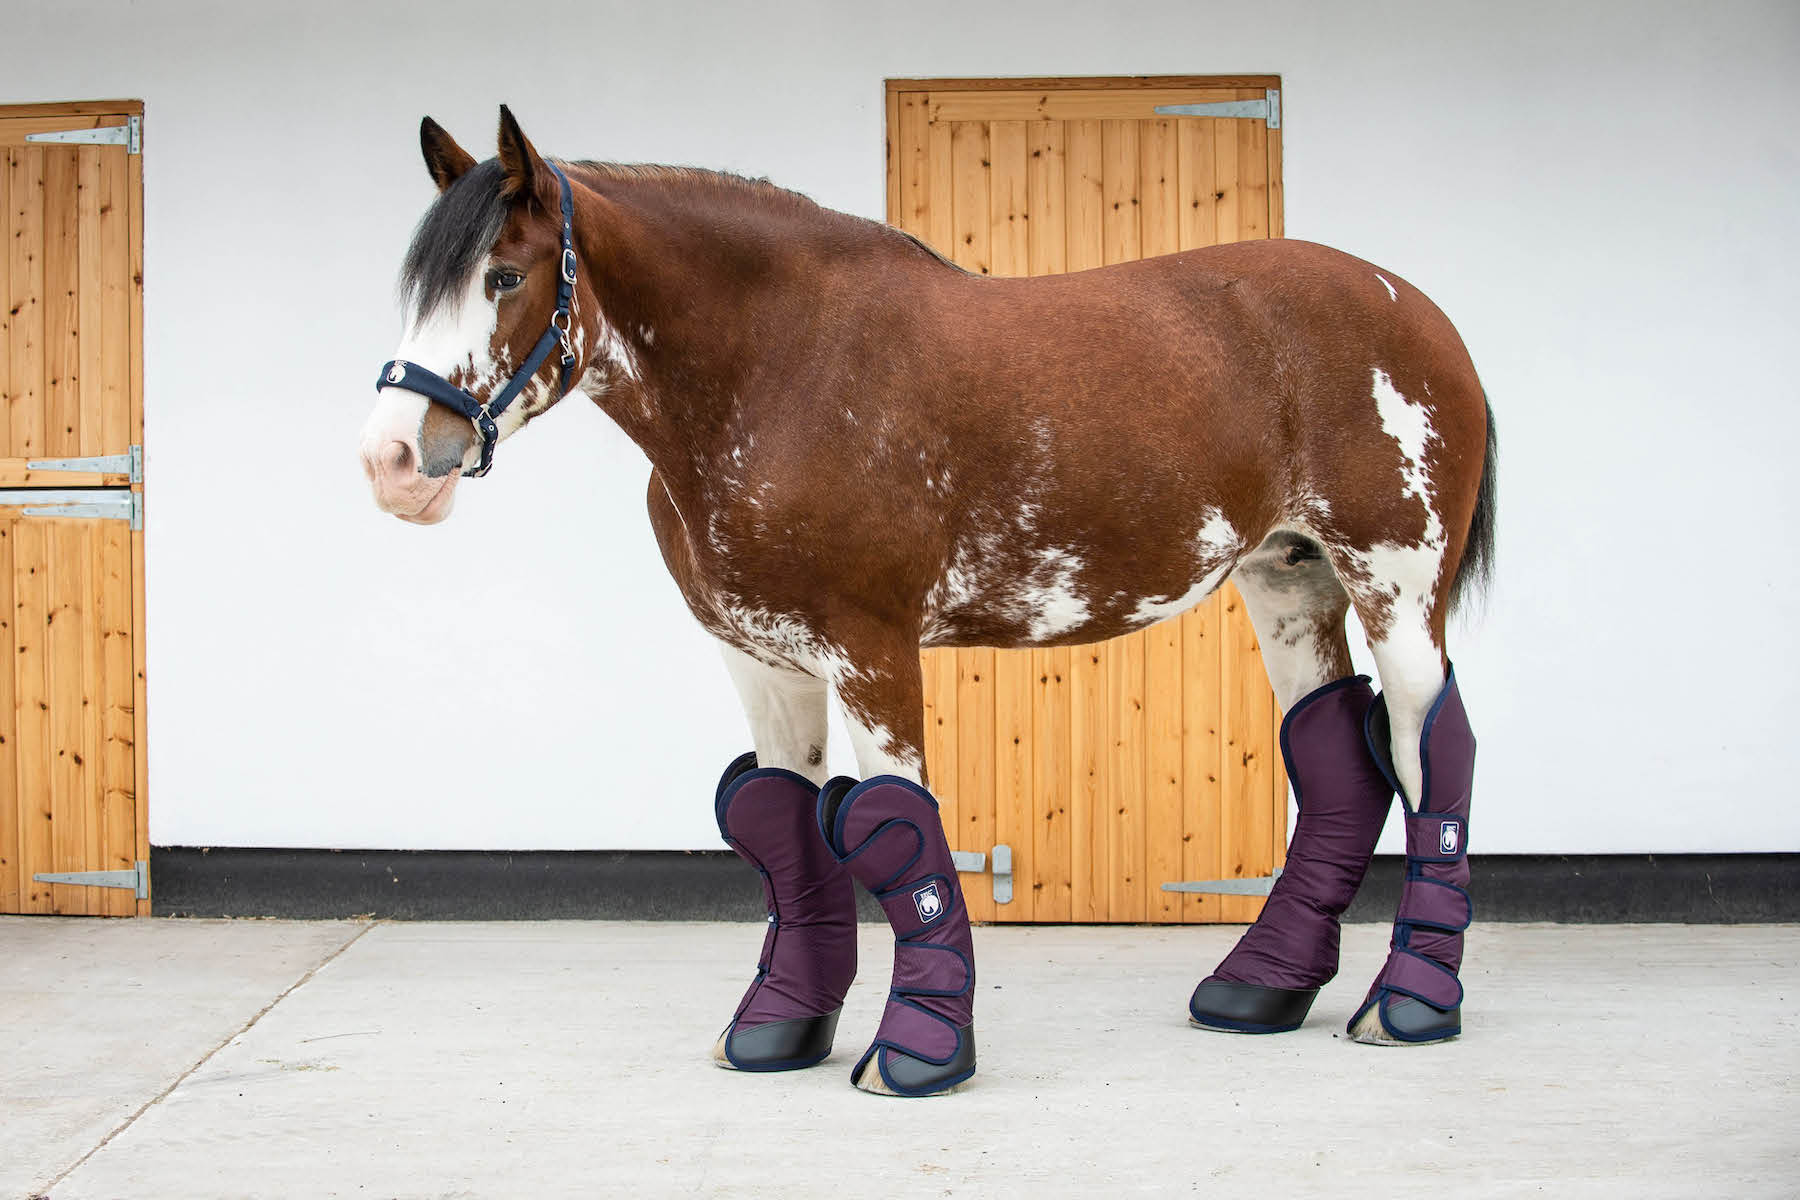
[1376, 272, 1398, 302]
[844, 713, 923, 782]
[1019, 547, 1091, 641]
[1126, 508, 1243, 625]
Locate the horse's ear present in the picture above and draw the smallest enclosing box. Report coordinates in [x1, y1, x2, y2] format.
[496, 104, 554, 207]
[419, 117, 476, 193]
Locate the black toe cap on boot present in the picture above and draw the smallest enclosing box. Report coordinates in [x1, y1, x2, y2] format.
[1380, 994, 1460, 1042]
[723, 1008, 842, 1071]
[1189, 979, 1319, 1034]
[856, 1023, 977, 1096]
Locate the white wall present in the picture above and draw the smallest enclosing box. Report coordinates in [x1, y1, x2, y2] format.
[6, 1, 1797, 853]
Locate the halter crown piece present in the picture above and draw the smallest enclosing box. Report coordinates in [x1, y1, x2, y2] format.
[376, 162, 579, 478]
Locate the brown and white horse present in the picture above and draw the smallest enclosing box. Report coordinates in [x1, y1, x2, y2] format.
[360, 108, 1495, 1062]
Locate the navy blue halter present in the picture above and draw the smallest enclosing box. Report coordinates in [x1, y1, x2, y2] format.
[377, 162, 578, 478]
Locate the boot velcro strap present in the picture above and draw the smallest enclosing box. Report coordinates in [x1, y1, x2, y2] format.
[1405, 812, 1469, 862]
[1396, 877, 1473, 933]
[1377, 948, 1464, 1011]
[892, 940, 973, 998]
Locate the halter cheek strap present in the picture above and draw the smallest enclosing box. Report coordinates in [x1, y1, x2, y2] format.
[376, 162, 579, 479]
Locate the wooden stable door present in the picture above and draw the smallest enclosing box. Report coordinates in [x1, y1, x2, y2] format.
[886, 77, 1286, 924]
[0, 102, 148, 915]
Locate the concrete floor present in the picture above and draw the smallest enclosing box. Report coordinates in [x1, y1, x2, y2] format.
[3, 920, 1796, 1199]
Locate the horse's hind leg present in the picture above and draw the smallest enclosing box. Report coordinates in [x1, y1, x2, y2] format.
[1332, 542, 1477, 1047]
[710, 645, 857, 1071]
[1187, 532, 1395, 1033]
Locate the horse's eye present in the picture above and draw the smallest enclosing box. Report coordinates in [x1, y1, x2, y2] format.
[491, 270, 524, 292]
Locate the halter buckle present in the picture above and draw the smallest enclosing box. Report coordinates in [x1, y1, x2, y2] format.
[561, 248, 578, 285]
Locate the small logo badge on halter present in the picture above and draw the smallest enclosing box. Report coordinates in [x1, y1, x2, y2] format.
[1439, 821, 1461, 855]
[912, 882, 943, 922]
[387, 361, 408, 385]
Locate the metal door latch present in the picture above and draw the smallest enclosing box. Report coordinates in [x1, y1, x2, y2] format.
[951, 844, 1015, 905]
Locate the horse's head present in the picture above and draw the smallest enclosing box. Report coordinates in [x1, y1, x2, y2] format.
[360, 107, 592, 523]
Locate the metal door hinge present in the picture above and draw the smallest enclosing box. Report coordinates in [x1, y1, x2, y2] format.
[951, 844, 1014, 905]
[27, 115, 141, 154]
[0, 488, 141, 530]
[1154, 88, 1280, 129]
[28, 443, 142, 483]
[35, 860, 149, 899]
[1161, 868, 1284, 897]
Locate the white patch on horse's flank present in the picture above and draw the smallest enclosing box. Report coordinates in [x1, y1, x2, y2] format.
[1018, 547, 1091, 641]
[1368, 366, 1447, 586]
[1126, 508, 1243, 626]
[636, 324, 655, 346]
[1376, 273, 1398, 302]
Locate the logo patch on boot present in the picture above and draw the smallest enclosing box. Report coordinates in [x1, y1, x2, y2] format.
[1440, 821, 1461, 855]
[912, 882, 943, 923]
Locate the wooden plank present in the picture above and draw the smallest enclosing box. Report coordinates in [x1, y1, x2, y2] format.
[895, 90, 930, 237]
[885, 86, 902, 234]
[0, 150, 9, 460]
[948, 120, 991, 274]
[1176, 119, 1218, 254]
[1068, 640, 1108, 920]
[1266, 108, 1285, 240]
[46, 522, 92, 912]
[987, 121, 1029, 278]
[13, 519, 53, 913]
[96, 520, 135, 915]
[1030, 646, 1072, 920]
[1025, 122, 1066, 276]
[1139, 119, 1180, 258]
[77, 147, 103, 454]
[929, 88, 1266, 124]
[992, 650, 1035, 920]
[44, 147, 81, 458]
[9, 147, 45, 461]
[98, 144, 131, 454]
[1063, 120, 1104, 273]
[0, 521, 17, 910]
[923, 648, 958, 799]
[1107, 631, 1146, 922]
[1212, 117, 1242, 247]
[890, 76, 1280, 96]
[1217, 584, 1269, 923]
[1100, 120, 1141, 266]
[1145, 614, 1185, 919]
[925, 114, 954, 258]
[1235, 106, 1269, 242]
[1180, 597, 1224, 922]
[955, 648, 996, 921]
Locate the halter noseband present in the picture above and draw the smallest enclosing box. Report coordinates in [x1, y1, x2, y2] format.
[376, 162, 579, 478]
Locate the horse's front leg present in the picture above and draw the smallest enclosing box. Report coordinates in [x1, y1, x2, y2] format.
[710, 644, 857, 1071]
[817, 642, 978, 1097]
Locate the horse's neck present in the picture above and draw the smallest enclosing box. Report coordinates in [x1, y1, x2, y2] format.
[575, 168, 897, 489]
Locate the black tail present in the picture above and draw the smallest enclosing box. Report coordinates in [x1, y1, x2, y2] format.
[1448, 395, 1497, 614]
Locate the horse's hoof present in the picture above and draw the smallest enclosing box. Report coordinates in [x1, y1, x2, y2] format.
[1187, 978, 1319, 1033]
[850, 1023, 977, 1097]
[1347, 995, 1460, 1046]
[712, 1008, 842, 1071]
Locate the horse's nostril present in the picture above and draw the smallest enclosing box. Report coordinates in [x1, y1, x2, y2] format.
[380, 440, 416, 476]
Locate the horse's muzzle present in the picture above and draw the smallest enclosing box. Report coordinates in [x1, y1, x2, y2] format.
[360, 435, 461, 524]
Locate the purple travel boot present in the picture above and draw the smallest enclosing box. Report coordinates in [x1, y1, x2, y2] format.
[818, 774, 976, 1096]
[1349, 666, 1476, 1043]
[713, 752, 858, 1071]
[1190, 675, 1396, 1033]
